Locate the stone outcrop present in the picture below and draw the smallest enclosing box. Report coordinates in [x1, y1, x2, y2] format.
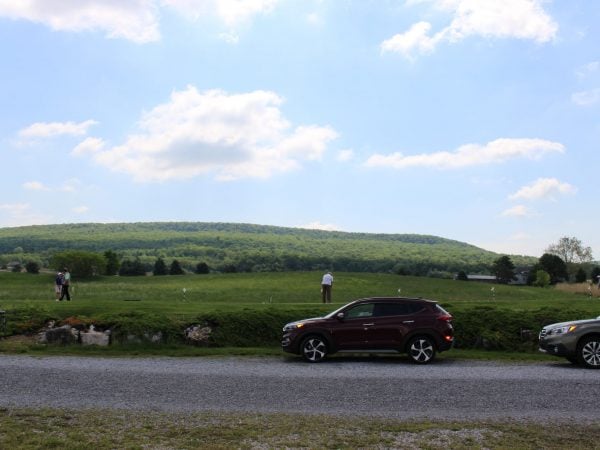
[80, 325, 111, 346]
[38, 325, 77, 345]
[184, 325, 212, 345]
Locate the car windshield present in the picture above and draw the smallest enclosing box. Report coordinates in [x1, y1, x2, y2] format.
[324, 302, 355, 319]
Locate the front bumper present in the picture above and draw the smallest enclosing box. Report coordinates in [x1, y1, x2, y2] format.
[281, 331, 300, 354]
[538, 333, 578, 357]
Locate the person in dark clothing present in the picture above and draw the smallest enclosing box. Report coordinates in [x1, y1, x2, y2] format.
[59, 268, 71, 301]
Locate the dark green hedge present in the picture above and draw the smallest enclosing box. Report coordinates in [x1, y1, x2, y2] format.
[4, 306, 598, 352]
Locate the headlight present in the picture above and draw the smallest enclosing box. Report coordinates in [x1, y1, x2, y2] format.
[283, 322, 305, 332]
[551, 325, 577, 335]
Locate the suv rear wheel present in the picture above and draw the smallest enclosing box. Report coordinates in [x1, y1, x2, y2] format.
[577, 336, 600, 369]
[301, 336, 328, 362]
[407, 336, 436, 364]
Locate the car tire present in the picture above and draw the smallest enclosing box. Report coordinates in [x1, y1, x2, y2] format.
[301, 335, 328, 363]
[407, 336, 436, 364]
[577, 336, 600, 369]
[566, 356, 579, 365]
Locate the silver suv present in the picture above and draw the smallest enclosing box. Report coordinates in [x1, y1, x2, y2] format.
[539, 317, 600, 368]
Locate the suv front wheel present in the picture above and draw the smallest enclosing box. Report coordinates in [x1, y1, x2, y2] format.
[407, 336, 436, 364]
[301, 335, 328, 363]
[577, 336, 600, 369]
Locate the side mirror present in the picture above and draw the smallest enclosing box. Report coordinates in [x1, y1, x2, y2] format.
[336, 312, 345, 321]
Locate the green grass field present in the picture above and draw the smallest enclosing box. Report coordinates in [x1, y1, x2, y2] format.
[2, 270, 599, 314]
[2, 270, 600, 355]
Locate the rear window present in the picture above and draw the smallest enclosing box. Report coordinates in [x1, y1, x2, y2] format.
[435, 304, 450, 315]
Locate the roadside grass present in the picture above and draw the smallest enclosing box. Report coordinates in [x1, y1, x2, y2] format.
[0, 335, 554, 362]
[1, 407, 598, 449]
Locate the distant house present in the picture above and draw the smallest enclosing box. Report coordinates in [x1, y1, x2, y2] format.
[509, 271, 529, 285]
[466, 274, 497, 283]
[6, 261, 22, 272]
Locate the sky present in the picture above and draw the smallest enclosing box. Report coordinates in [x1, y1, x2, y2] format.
[1, 0, 599, 259]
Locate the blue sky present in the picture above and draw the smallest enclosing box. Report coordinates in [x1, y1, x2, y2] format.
[1, 0, 598, 258]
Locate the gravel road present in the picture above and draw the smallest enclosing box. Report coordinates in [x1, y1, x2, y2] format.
[1, 355, 599, 421]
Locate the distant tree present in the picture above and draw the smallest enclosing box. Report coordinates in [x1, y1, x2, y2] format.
[546, 236, 593, 264]
[153, 257, 168, 276]
[119, 258, 146, 276]
[492, 256, 515, 284]
[104, 250, 120, 275]
[195, 262, 210, 274]
[456, 270, 468, 281]
[25, 261, 40, 274]
[11, 263, 22, 273]
[169, 259, 185, 275]
[575, 268, 587, 283]
[538, 253, 568, 284]
[221, 264, 237, 273]
[533, 270, 551, 287]
[51, 251, 106, 278]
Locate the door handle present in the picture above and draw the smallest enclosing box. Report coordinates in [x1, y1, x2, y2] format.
[402, 320, 414, 324]
[362, 323, 375, 326]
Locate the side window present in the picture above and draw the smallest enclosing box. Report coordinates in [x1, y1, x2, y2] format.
[374, 303, 411, 317]
[408, 303, 425, 314]
[345, 303, 374, 319]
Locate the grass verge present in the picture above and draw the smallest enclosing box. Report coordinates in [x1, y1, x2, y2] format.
[1, 407, 599, 449]
[0, 335, 552, 362]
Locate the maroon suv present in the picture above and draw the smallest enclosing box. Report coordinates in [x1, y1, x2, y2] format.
[282, 297, 454, 363]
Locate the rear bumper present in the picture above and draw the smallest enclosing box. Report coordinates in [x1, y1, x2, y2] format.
[438, 338, 454, 352]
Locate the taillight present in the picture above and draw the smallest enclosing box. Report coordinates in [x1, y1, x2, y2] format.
[437, 314, 452, 322]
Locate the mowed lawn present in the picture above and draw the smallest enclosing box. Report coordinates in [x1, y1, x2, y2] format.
[1, 270, 599, 316]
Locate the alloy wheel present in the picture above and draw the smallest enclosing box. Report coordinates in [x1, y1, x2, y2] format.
[302, 337, 327, 362]
[408, 337, 435, 364]
[580, 339, 600, 368]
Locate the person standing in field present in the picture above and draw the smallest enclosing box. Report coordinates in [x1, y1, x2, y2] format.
[60, 267, 71, 301]
[321, 272, 333, 303]
[54, 272, 63, 301]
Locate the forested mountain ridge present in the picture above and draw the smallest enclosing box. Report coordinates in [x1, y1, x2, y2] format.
[0, 222, 536, 275]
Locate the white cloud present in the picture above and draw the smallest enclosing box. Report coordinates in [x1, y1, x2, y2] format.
[571, 88, 600, 106]
[296, 221, 341, 232]
[381, 21, 440, 57]
[0, 0, 160, 43]
[306, 12, 324, 27]
[0, 203, 30, 214]
[336, 149, 354, 162]
[84, 86, 337, 182]
[500, 205, 535, 217]
[365, 138, 564, 170]
[575, 61, 599, 80]
[509, 178, 577, 201]
[0, 0, 279, 44]
[72, 206, 90, 214]
[0, 203, 50, 227]
[382, 0, 558, 58]
[162, 0, 279, 27]
[59, 179, 84, 193]
[23, 181, 49, 191]
[217, 31, 240, 44]
[72, 137, 106, 156]
[18, 120, 98, 139]
[21, 179, 83, 193]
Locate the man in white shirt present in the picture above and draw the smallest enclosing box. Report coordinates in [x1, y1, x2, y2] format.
[321, 272, 333, 303]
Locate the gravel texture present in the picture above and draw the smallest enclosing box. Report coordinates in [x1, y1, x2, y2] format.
[1, 355, 599, 420]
